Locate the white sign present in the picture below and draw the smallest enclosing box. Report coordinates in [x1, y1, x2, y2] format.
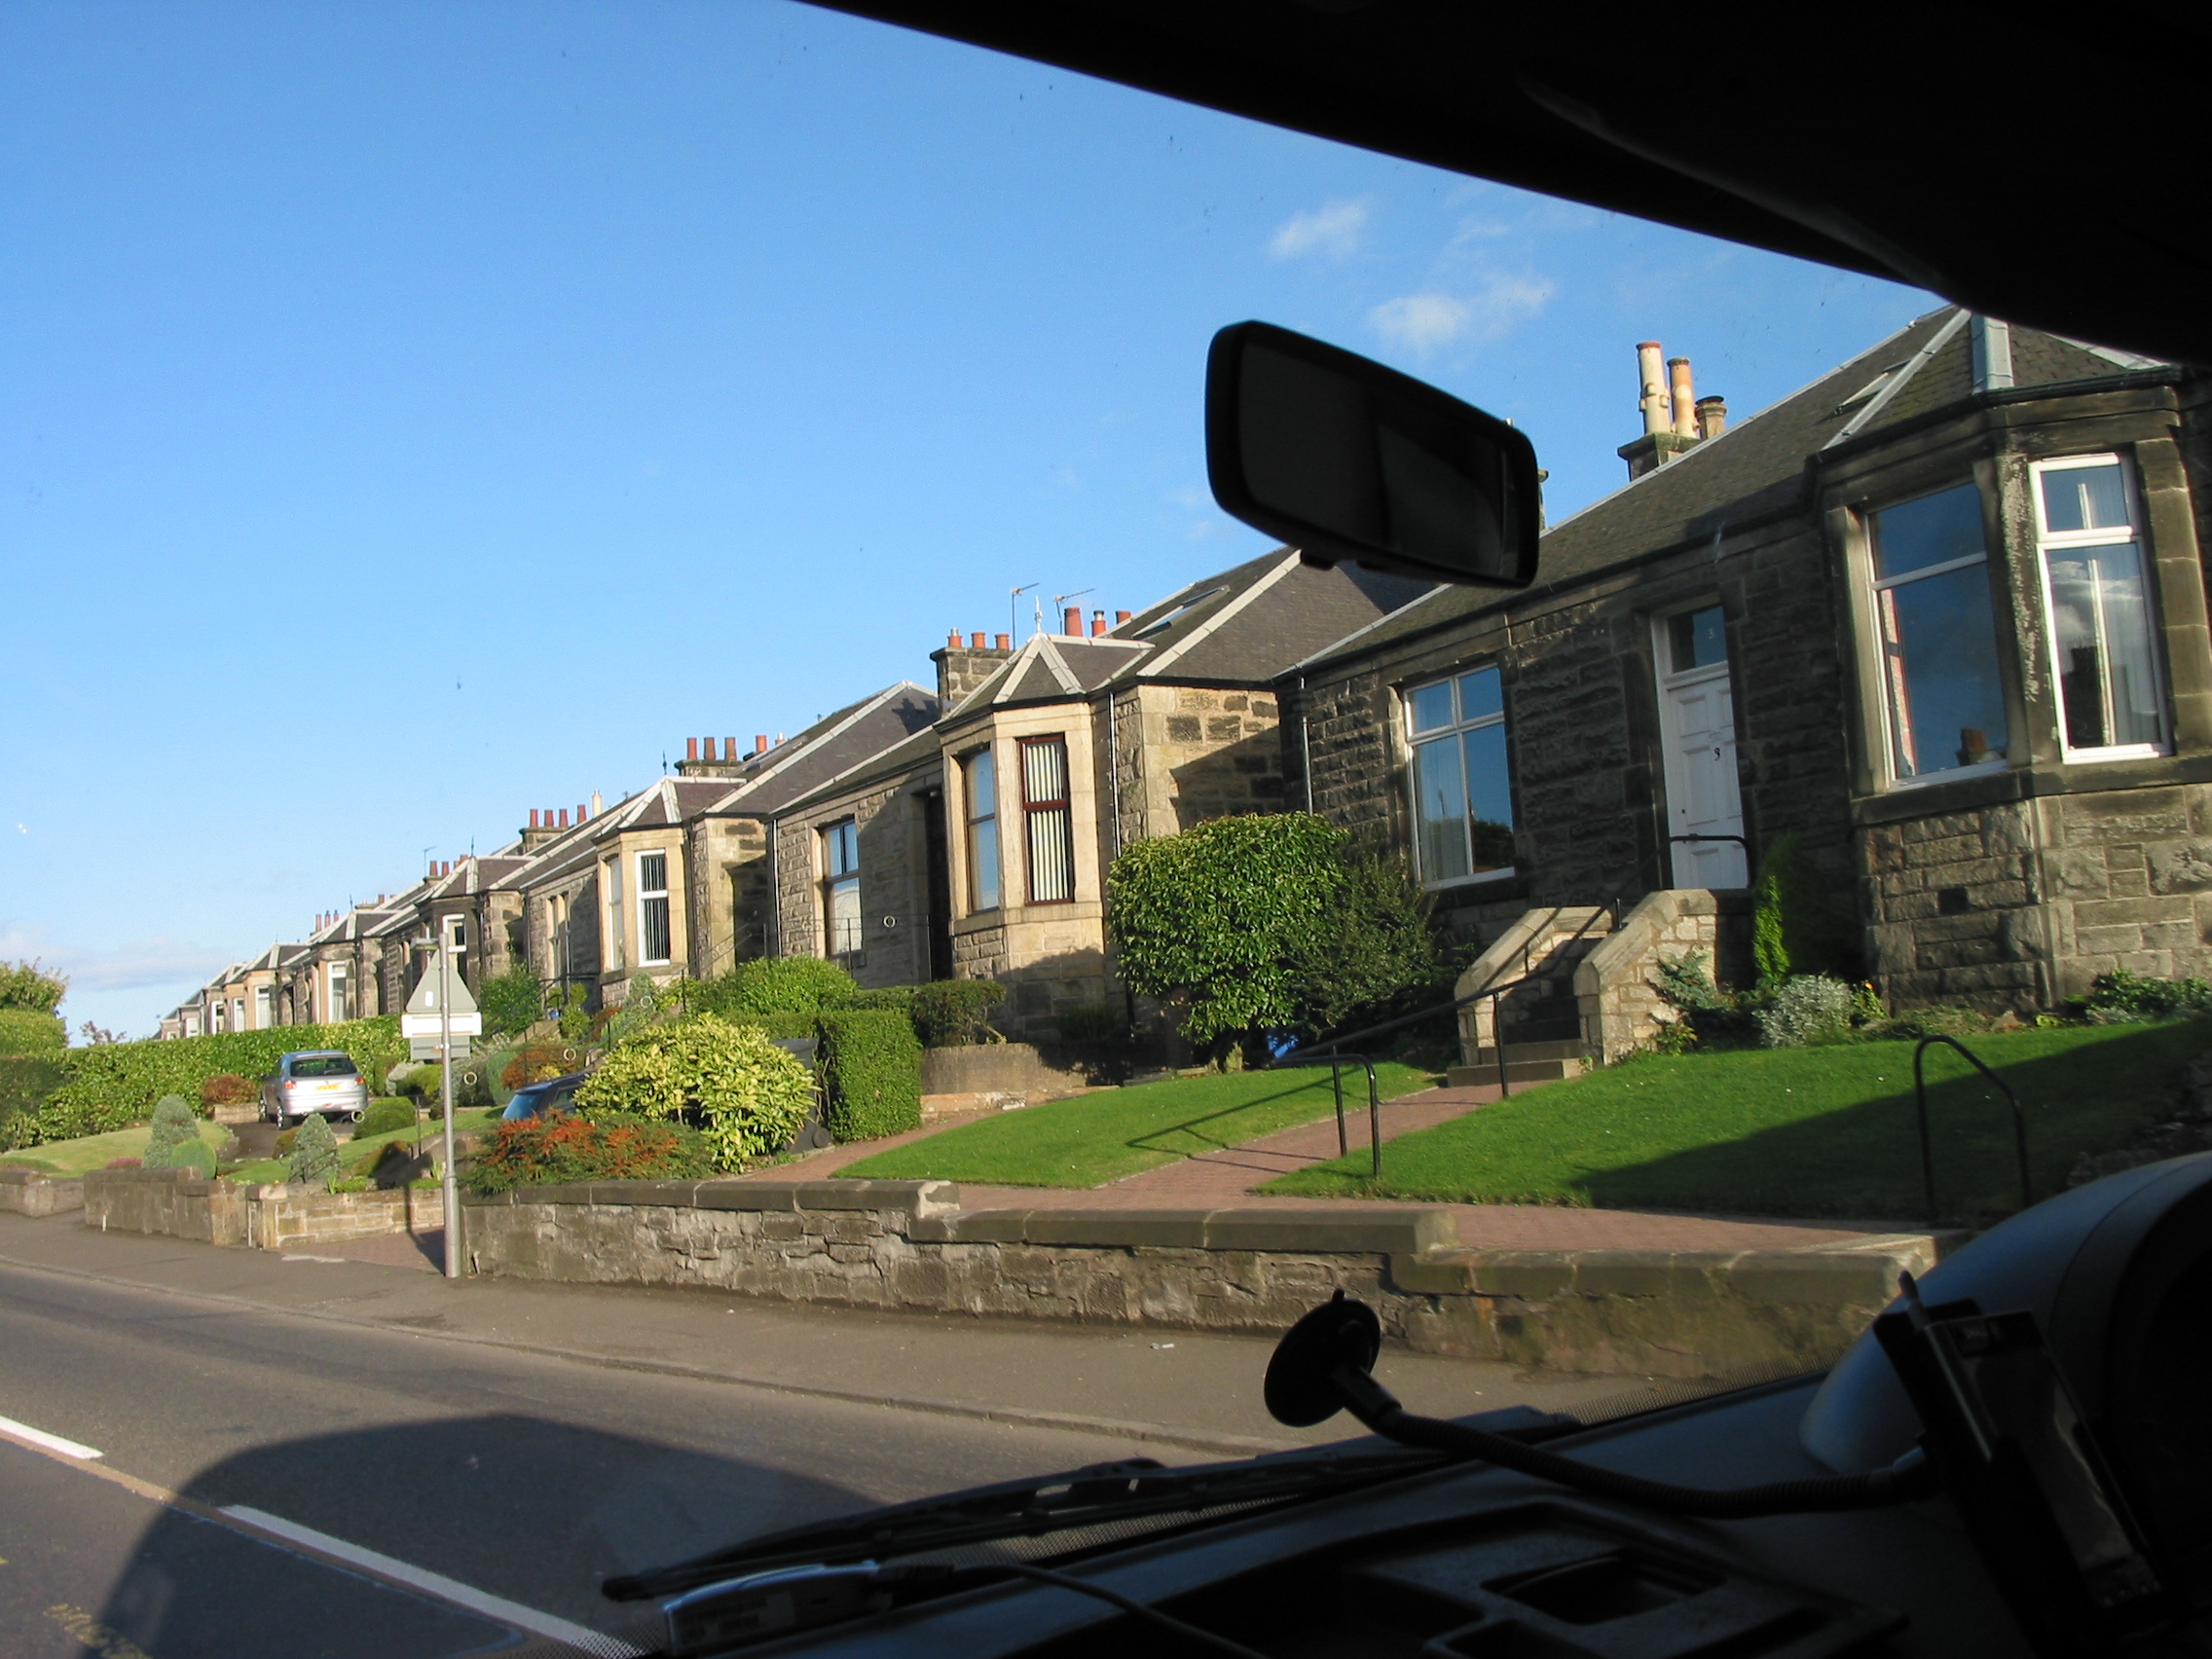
[403, 1012, 482, 1038]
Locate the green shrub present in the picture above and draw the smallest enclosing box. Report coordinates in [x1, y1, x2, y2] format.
[477, 964, 546, 1039]
[357, 1097, 419, 1138]
[288, 1114, 342, 1185]
[143, 1094, 201, 1167]
[1754, 976, 1857, 1049]
[199, 1072, 256, 1107]
[909, 978, 1006, 1048]
[725, 1012, 821, 1042]
[0, 960, 67, 1014]
[1108, 812, 1350, 1054]
[0, 1010, 66, 1057]
[818, 1009, 921, 1142]
[330, 1175, 370, 1194]
[1750, 832, 1857, 983]
[1653, 951, 1760, 1049]
[15, 1016, 403, 1149]
[2083, 968, 2212, 1024]
[401, 1062, 443, 1101]
[0, 1057, 63, 1128]
[1282, 846, 1447, 1042]
[166, 1140, 217, 1179]
[548, 984, 592, 1042]
[700, 958, 859, 1017]
[840, 986, 916, 1013]
[575, 1014, 814, 1167]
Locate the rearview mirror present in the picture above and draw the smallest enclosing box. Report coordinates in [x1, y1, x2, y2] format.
[1205, 321, 1540, 588]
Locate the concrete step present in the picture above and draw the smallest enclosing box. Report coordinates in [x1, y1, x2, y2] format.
[1467, 1039, 1586, 1064]
[1447, 1043, 1589, 1088]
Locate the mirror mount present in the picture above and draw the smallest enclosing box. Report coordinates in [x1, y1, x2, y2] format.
[1206, 320, 1542, 590]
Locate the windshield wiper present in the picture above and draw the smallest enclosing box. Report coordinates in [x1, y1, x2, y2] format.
[608, 1407, 1577, 1605]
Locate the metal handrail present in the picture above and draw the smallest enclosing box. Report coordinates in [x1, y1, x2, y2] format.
[1913, 1034, 2031, 1223]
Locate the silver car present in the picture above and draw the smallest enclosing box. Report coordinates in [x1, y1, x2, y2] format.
[262, 1051, 369, 1124]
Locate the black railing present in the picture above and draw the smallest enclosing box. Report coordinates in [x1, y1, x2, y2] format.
[1913, 1033, 2031, 1223]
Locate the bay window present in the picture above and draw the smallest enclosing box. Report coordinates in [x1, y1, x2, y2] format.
[963, 749, 1001, 911]
[822, 819, 861, 958]
[1406, 664, 1516, 885]
[638, 850, 671, 966]
[1020, 735, 1076, 903]
[1868, 483, 2009, 780]
[2034, 456, 2165, 757]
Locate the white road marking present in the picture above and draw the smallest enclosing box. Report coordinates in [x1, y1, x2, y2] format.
[0, 1414, 102, 1459]
[220, 1506, 645, 1658]
[280, 1254, 348, 1263]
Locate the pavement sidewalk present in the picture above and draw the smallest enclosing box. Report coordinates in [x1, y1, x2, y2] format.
[0, 1209, 1658, 1458]
[750, 1085, 1896, 1255]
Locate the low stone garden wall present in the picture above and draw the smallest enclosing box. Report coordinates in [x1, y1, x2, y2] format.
[81, 1167, 444, 1249]
[0, 1166, 85, 1217]
[461, 1178, 1939, 1380]
[918, 1043, 1088, 1105]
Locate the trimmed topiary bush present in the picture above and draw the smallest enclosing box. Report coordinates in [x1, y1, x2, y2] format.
[166, 1140, 217, 1179]
[817, 1009, 921, 1142]
[357, 1097, 419, 1138]
[287, 1113, 342, 1186]
[574, 1014, 814, 1168]
[465, 1114, 715, 1194]
[143, 1094, 202, 1167]
[908, 978, 1006, 1048]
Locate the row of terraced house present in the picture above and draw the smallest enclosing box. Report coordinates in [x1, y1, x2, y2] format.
[165, 309, 2212, 1059]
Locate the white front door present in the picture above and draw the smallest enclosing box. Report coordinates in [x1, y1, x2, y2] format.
[1655, 607, 1749, 888]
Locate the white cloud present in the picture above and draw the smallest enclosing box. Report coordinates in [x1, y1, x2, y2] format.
[1368, 273, 1555, 354]
[0, 921, 226, 996]
[1269, 199, 1369, 261]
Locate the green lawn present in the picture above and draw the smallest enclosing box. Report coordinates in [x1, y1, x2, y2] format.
[1261, 1021, 2212, 1224]
[836, 1063, 1437, 1189]
[0, 1108, 500, 1184]
[0, 1121, 230, 1176]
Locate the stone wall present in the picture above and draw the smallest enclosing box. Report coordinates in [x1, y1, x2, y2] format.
[1120, 684, 1285, 837]
[1574, 890, 1753, 1062]
[81, 1168, 444, 1249]
[774, 777, 936, 988]
[1862, 782, 2212, 1011]
[0, 1167, 84, 1216]
[461, 1178, 1941, 1380]
[1454, 906, 1614, 1058]
[918, 1043, 1088, 1101]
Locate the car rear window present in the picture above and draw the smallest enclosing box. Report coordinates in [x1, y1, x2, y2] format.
[291, 1055, 359, 1078]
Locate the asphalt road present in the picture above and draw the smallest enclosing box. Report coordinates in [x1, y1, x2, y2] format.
[0, 1260, 1189, 1659]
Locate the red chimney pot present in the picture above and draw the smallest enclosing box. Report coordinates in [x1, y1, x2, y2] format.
[723, 737, 736, 759]
[1116, 608, 1131, 625]
[686, 738, 699, 761]
[1063, 606, 1082, 636]
[995, 633, 1010, 649]
[559, 808, 570, 828]
[755, 734, 768, 755]
[970, 631, 986, 649]
[529, 809, 540, 829]
[946, 629, 961, 649]
[577, 801, 587, 821]
[1090, 609, 1106, 636]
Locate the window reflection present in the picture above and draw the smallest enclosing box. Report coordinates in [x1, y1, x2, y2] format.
[1407, 664, 1514, 883]
[2035, 459, 2164, 756]
[1868, 484, 2008, 779]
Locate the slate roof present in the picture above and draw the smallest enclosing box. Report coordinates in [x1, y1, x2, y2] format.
[698, 683, 940, 819]
[1291, 308, 2178, 675]
[941, 550, 1433, 720]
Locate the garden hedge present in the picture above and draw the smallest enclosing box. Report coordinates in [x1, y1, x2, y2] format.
[0, 1010, 66, 1058]
[908, 978, 1005, 1048]
[574, 1014, 813, 1168]
[817, 1009, 921, 1142]
[9, 1016, 404, 1149]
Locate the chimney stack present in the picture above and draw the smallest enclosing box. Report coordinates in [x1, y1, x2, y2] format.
[1116, 609, 1131, 625]
[930, 626, 1015, 705]
[755, 734, 768, 755]
[1638, 342, 1670, 435]
[1669, 357, 1699, 439]
[686, 738, 699, 761]
[946, 629, 962, 649]
[1063, 606, 1082, 636]
[1696, 395, 1727, 439]
[1090, 609, 1106, 636]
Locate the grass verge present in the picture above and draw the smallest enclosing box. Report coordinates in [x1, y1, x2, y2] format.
[1261, 1021, 2210, 1223]
[0, 1121, 229, 1175]
[835, 1063, 1437, 1189]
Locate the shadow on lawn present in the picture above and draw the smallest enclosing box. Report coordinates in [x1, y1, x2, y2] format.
[1124, 1076, 1351, 1158]
[1580, 1022, 2209, 1227]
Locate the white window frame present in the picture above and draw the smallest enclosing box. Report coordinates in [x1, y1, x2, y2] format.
[2031, 454, 2168, 762]
[254, 985, 274, 1028]
[325, 965, 348, 1023]
[962, 748, 1002, 913]
[1863, 482, 2011, 789]
[604, 857, 624, 971]
[821, 819, 861, 960]
[1403, 665, 1516, 891]
[637, 849, 673, 967]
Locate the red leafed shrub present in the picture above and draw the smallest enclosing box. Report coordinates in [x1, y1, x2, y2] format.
[464, 1114, 712, 1194]
[500, 1043, 575, 1090]
[200, 1073, 256, 1106]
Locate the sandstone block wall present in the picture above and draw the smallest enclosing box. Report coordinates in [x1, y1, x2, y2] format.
[82, 1168, 441, 1249]
[462, 1179, 1940, 1381]
[0, 1167, 84, 1216]
[1575, 890, 1754, 1062]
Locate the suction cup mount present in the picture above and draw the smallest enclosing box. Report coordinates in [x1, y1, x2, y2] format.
[1265, 1290, 1384, 1426]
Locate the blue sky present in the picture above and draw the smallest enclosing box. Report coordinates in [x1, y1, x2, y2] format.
[0, 1, 1933, 1040]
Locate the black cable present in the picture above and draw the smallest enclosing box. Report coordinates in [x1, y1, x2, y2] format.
[997, 1562, 1272, 1659]
[1333, 1368, 1934, 1519]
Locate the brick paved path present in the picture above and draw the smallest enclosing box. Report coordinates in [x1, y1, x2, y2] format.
[740, 1084, 1896, 1254]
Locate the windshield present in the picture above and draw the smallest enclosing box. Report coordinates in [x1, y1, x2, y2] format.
[3, 8, 2092, 1659]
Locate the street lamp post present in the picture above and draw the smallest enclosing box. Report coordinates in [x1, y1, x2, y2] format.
[439, 932, 460, 1279]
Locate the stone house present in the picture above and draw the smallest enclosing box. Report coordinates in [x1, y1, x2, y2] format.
[1280, 308, 2212, 1051]
[766, 552, 1429, 1036]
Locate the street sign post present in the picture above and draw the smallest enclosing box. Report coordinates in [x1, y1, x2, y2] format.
[403, 947, 479, 1280]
